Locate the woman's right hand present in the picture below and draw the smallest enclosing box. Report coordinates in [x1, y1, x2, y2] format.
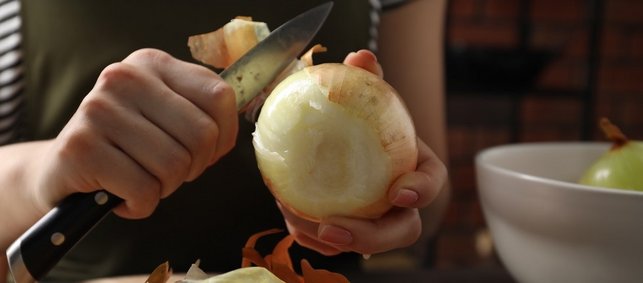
[33, 48, 238, 219]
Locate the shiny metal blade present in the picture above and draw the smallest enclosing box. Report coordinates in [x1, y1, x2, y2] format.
[220, 2, 333, 111]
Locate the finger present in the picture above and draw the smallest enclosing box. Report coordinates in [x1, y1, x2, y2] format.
[277, 202, 318, 233]
[389, 139, 447, 208]
[99, 62, 220, 181]
[287, 226, 344, 256]
[277, 201, 320, 240]
[89, 67, 202, 197]
[56, 123, 161, 219]
[202, 80, 237, 164]
[141, 83, 221, 180]
[123, 49, 238, 164]
[104, 143, 162, 219]
[277, 202, 346, 255]
[343, 49, 384, 78]
[319, 208, 422, 255]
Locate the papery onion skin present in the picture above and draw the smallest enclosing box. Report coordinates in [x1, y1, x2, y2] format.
[253, 63, 418, 221]
[188, 17, 269, 69]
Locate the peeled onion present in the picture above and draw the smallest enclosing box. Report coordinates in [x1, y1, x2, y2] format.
[252, 63, 418, 221]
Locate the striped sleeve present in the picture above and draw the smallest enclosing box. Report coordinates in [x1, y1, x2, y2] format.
[0, 0, 23, 145]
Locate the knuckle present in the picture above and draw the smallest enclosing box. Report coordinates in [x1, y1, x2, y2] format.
[207, 80, 235, 105]
[127, 48, 173, 66]
[96, 63, 138, 91]
[213, 80, 235, 97]
[56, 128, 95, 164]
[80, 96, 116, 123]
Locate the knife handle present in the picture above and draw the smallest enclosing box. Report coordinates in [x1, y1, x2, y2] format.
[11, 190, 122, 280]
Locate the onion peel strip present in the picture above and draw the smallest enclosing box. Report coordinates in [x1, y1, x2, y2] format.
[145, 261, 172, 283]
[300, 44, 328, 67]
[187, 16, 268, 69]
[240, 229, 350, 283]
[145, 229, 351, 282]
[241, 228, 283, 267]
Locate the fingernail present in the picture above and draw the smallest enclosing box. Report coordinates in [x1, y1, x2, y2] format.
[393, 188, 419, 206]
[319, 225, 353, 245]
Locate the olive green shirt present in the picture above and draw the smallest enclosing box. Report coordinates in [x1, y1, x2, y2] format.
[20, 0, 374, 281]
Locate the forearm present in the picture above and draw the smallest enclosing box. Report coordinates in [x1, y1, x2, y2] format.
[379, 0, 449, 190]
[0, 140, 51, 251]
[378, 0, 450, 259]
[379, 0, 448, 160]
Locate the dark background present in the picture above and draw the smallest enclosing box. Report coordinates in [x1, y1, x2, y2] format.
[436, 0, 643, 268]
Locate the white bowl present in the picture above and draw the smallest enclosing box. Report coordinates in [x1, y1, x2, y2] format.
[476, 142, 643, 283]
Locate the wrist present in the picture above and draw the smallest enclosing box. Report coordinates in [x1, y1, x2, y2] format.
[0, 140, 54, 250]
[24, 140, 64, 214]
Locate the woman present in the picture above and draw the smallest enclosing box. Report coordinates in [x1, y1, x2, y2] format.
[0, 0, 448, 281]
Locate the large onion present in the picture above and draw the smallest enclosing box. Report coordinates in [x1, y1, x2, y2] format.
[252, 63, 418, 221]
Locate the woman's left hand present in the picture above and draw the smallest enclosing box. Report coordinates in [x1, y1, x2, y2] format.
[278, 50, 448, 256]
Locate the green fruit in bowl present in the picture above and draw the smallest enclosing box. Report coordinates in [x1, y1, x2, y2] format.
[579, 118, 643, 192]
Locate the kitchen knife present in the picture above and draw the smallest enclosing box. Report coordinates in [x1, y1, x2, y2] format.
[6, 2, 332, 282]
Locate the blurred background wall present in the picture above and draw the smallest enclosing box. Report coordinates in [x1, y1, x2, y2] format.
[436, 0, 643, 268]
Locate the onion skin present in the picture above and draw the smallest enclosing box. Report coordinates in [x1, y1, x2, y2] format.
[253, 63, 418, 221]
[188, 17, 269, 69]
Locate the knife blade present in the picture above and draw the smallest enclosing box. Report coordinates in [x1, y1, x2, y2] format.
[221, 2, 332, 111]
[6, 2, 332, 282]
